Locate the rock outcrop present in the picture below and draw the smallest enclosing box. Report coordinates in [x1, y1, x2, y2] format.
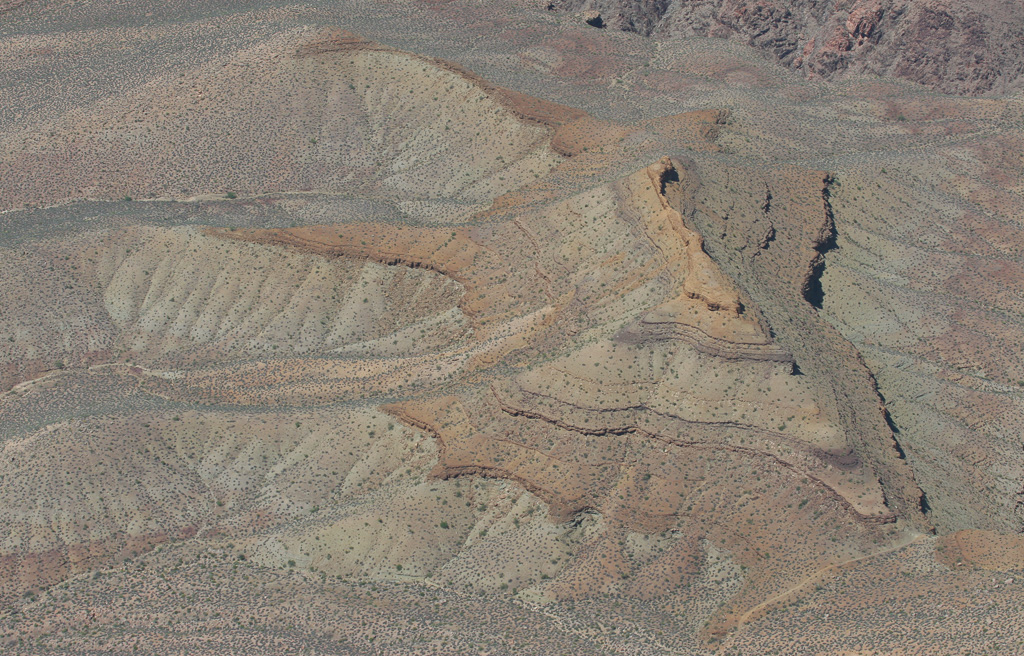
[552, 0, 1024, 95]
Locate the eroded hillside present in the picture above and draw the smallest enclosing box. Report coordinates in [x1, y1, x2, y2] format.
[551, 0, 1024, 96]
[1, 3, 1023, 654]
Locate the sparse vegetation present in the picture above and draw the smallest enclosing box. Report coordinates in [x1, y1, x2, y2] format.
[0, 3, 1018, 655]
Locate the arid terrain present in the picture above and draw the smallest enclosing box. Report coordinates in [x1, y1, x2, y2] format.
[1, 1, 1023, 654]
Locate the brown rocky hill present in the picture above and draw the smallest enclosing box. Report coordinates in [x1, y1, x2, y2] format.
[552, 0, 1024, 95]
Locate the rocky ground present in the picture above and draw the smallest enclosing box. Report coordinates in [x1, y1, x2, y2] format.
[0, 1, 1022, 653]
[551, 0, 1024, 96]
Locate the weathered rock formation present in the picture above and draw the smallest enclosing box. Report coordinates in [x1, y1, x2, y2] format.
[552, 0, 1024, 95]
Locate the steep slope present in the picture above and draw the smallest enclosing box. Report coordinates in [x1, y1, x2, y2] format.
[552, 0, 1024, 95]
[0, 227, 468, 392]
[814, 148, 1024, 534]
[0, 13, 1023, 654]
[129, 154, 923, 642]
[0, 28, 564, 211]
[0, 91, 926, 644]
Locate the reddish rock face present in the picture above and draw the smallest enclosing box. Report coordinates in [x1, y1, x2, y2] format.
[551, 0, 1024, 95]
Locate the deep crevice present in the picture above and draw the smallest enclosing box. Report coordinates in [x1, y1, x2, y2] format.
[658, 162, 679, 196]
[802, 174, 838, 309]
[919, 490, 932, 515]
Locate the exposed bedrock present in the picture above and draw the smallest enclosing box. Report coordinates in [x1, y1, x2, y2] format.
[551, 0, 1024, 95]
